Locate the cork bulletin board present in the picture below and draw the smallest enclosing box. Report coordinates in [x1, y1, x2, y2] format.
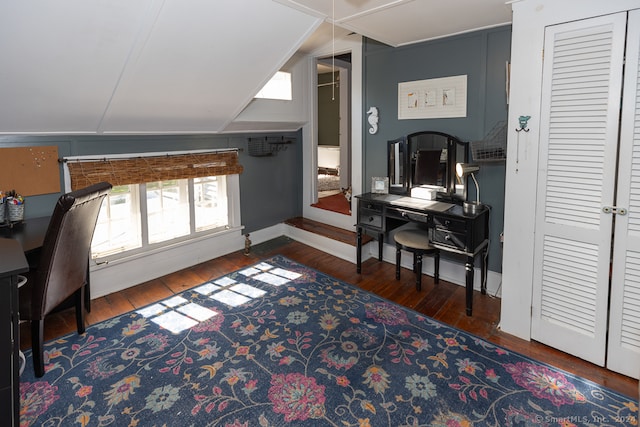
[0, 146, 61, 196]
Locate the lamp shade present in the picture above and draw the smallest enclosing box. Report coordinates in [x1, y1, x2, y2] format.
[456, 163, 480, 178]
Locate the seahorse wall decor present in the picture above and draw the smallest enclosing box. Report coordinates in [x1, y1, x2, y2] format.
[367, 106, 379, 134]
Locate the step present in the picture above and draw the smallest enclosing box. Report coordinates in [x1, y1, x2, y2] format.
[284, 217, 372, 247]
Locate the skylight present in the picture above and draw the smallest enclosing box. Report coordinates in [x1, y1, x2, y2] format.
[254, 71, 292, 100]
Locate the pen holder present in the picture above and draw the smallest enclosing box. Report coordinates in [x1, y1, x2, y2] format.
[0, 197, 5, 223]
[7, 198, 24, 222]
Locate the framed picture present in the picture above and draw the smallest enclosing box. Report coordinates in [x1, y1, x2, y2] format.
[398, 75, 467, 119]
[371, 176, 389, 194]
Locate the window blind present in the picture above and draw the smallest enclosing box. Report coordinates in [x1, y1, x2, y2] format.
[66, 150, 243, 191]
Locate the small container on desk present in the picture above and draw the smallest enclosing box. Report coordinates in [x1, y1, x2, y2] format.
[2, 196, 25, 227]
[7, 202, 24, 223]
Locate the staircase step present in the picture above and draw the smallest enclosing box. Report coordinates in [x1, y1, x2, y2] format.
[284, 217, 371, 247]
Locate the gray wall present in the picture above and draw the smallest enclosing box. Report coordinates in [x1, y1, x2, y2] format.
[0, 131, 302, 234]
[363, 26, 511, 272]
[318, 72, 340, 147]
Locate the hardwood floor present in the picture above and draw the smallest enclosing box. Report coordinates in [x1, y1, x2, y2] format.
[20, 236, 638, 400]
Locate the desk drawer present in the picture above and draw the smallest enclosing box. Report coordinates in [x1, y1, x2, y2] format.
[359, 208, 383, 230]
[433, 215, 466, 233]
[359, 201, 383, 212]
[432, 228, 467, 251]
[386, 207, 430, 224]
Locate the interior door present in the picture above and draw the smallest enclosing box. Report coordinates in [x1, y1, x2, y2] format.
[607, 9, 640, 379]
[531, 13, 627, 365]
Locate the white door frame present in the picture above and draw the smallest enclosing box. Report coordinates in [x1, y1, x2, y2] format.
[302, 36, 362, 231]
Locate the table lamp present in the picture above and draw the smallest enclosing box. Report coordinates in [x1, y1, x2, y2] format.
[456, 163, 484, 214]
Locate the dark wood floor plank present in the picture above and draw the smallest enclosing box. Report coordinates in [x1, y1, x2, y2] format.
[121, 278, 173, 309]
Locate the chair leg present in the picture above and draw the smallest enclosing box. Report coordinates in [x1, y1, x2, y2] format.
[85, 259, 91, 313]
[75, 286, 86, 335]
[412, 252, 418, 274]
[415, 253, 423, 291]
[31, 320, 45, 378]
[434, 251, 440, 284]
[395, 244, 401, 280]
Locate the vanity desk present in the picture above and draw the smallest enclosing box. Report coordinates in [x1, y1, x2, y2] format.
[355, 192, 489, 316]
[357, 130, 489, 316]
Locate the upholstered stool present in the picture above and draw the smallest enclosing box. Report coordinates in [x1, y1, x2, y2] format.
[394, 229, 440, 291]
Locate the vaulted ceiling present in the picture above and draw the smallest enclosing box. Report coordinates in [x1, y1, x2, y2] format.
[0, 1, 512, 135]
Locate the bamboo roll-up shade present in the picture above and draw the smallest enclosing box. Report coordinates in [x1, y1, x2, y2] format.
[67, 151, 243, 191]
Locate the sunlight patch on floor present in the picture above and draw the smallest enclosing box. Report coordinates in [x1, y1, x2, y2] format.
[135, 262, 301, 333]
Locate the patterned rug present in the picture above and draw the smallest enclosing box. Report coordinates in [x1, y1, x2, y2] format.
[20, 256, 637, 426]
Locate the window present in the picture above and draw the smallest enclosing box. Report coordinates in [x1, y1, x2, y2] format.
[91, 176, 232, 259]
[146, 180, 190, 244]
[92, 185, 141, 257]
[64, 149, 243, 260]
[254, 71, 292, 100]
[194, 176, 228, 231]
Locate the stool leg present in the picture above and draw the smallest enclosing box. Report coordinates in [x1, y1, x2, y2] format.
[434, 251, 440, 284]
[415, 253, 423, 291]
[395, 244, 401, 280]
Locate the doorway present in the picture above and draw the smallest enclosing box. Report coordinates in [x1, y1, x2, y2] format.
[313, 54, 351, 216]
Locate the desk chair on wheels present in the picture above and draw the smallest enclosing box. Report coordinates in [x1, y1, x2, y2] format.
[19, 182, 112, 377]
[394, 228, 440, 291]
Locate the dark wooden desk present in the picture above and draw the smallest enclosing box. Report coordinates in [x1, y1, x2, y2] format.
[0, 216, 50, 254]
[0, 217, 50, 426]
[355, 193, 489, 316]
[0, 238, 29, 427]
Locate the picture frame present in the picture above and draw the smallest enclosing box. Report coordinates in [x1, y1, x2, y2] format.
[398, 75, 467, 120]
[371, 176, 389, 194]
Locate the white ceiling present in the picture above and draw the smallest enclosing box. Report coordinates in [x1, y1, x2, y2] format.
[0, 0, 322, 135]
[280, 0, 513, 49]
[0, 0, 512, 135]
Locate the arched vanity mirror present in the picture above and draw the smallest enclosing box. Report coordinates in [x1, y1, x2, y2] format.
[388, 131, 469, 201]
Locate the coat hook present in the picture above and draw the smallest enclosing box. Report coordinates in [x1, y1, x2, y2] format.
[516, 115, 530, 132]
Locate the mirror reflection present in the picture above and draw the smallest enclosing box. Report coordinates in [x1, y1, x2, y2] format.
[387, 131, 468, 201]
[388, 137, 408, 194]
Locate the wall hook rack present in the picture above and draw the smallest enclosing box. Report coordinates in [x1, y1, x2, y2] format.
[247, 136, 294, 157]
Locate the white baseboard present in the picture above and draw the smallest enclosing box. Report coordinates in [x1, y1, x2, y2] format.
[244, 223, 287, 246]
[283, 223, 356, 263]
[90, 228, 245, 299]
[89, 221, 502, 300]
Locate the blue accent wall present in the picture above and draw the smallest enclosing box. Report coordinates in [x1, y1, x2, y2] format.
[0, 132, 302, 234]
[363, 26, 511, 272]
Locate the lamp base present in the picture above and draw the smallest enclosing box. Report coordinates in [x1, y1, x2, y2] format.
[463, 201, 485, 215]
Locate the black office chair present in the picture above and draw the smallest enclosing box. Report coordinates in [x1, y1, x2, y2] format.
[394, 228, 439, 291]
[19, 182, 112, 377]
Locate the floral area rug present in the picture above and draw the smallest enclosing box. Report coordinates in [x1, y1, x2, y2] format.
[21, 256, 638, 426]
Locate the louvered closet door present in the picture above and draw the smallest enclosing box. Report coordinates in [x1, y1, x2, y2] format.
[607, 9, 640, 379]
[531, 13, 626, 366]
